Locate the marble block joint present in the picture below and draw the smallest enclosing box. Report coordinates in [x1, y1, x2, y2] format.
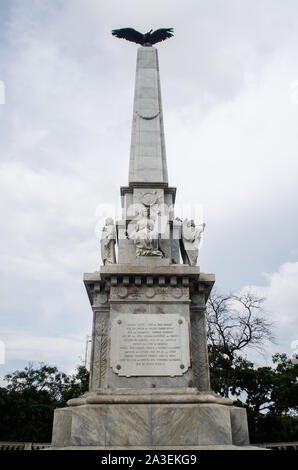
[51, 45, 251, 449]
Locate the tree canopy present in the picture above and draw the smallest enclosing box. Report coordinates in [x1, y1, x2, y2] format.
[209, 349, 298, 442]
[0, 363, 89, 442]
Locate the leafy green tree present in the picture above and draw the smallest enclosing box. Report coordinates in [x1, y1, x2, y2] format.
[59, 364, 89, 406]
[229, 359, 276, 440]
[253, 414, 298, 444]
[230, 353, 298, 416]
[208, 344, 234, 396]
[270, 353, 298, 415]
[0, 363, 89, 442]
[211, 351, 298, 443]
[231, 362, 274, 414]
[4, 364, 70, 401]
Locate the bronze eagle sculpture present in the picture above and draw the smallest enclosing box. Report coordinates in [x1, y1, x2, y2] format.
[112, 28, 174, 46]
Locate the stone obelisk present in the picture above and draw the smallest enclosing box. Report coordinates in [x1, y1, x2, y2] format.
[51, 45, 251, 449]
[129, 46, 168, 184]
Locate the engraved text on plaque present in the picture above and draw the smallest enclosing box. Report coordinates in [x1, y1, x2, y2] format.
[110, 313, 190, 377]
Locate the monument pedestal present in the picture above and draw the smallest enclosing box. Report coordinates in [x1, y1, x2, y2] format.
[51, 266, 251, 449]
[52, 397, 249, 448]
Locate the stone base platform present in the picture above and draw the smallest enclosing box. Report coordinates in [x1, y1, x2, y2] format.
[49, 445, 263, 450]
[51, 401, 250, 448]
[66, 388, 233, 405]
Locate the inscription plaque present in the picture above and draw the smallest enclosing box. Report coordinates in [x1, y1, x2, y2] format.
[110, 313, 190, 377]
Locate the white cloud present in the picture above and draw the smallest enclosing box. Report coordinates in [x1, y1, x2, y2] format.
[167, 43, 298, 219]
[257, 261, 298, 327]
[0, 161, 99, 281]
[0, 328, 86, 374]
[1, 1, 298, 373]
[239, 261, 298, 365]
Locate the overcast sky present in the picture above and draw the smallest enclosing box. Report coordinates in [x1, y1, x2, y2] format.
[0, 0, 298, 378]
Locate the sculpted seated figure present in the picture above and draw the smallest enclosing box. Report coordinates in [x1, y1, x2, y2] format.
[129, 209, 163, 257]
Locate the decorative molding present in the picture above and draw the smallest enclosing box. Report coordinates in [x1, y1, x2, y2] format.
[136, 111, 160, 120]
[117, 286, 128, 299]
[145, 287, 155, 298]
[90, 311, 109, 389]
[171, 287, 183, 299]
[93, 292, 108, 306]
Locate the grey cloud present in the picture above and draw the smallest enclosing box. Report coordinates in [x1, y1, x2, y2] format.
[1, 0, 298, 373]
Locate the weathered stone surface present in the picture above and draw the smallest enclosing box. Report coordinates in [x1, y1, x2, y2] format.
[230, 406, 250, 446]
[100, 218, 116, 265]
[70, 405, 106, 446]
[105, 405, 151, 446]
[98, 265, 202, 277]
[190, 294, 211, 391]
[51, 408, 72, 447]
[152, 405, 199, 446]
[49, 445, 264, 450]
[196, 404, 232, 445]
[110, 313, 190, 377]
[83, 272, 215, 392]
[129, 47, 168, 184]
[68, 388, 218, 405]
[107, 301, 193, 390]
[52, 402, 247, 448]
[89, 309, 109, 390]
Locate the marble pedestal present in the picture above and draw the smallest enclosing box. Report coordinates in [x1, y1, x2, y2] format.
[51, 266, 252, 449]
[51, 398, 249, 448]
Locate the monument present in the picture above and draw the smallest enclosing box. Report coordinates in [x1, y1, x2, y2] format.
[51, 28, 251, 449]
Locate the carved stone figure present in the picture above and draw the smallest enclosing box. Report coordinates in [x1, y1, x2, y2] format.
[129, 208, 163, 257]
[100, 218, 116, 265]
[181, 219, 205, 266]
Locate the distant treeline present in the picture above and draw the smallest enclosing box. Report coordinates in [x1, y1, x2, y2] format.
[0, 352, 297, 443]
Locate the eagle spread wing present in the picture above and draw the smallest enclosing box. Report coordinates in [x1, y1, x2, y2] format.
[149, 28, 174, 45]
[112, 28, 144, 45]
[112, 27, 174, 45]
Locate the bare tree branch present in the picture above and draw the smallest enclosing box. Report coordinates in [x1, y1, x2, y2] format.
[206, 288, 276, 397]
